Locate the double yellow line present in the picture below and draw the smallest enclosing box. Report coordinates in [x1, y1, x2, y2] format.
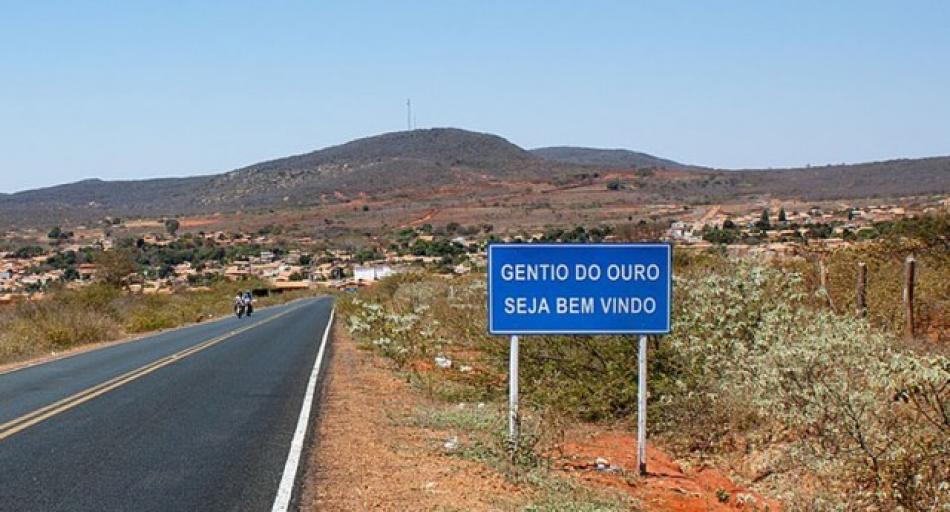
[0, 304, 304, 442]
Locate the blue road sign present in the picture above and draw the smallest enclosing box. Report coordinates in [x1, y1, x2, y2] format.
[487, 243, 671, 335]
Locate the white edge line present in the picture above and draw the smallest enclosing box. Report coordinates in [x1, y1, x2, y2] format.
[271, 304, 335, 512]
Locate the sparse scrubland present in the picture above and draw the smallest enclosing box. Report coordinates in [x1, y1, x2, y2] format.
[342, 236, 949, 510]
[3, 128, 949, 229]
[0, 280, 321, 365]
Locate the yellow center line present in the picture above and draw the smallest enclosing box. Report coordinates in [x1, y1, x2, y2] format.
[0, 303, 305, 442]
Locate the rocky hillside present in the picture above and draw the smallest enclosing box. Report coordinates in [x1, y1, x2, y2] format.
[198, 128, 564, 208]
[726, 157, 950, 201]
[0, 129, 568, 225]
[0, 177, 213, 226]
[531, 146, 688, 169]
[0, 128, 948, 227]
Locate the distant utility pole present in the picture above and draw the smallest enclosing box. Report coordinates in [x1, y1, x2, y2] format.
[406, 98, 412, 130]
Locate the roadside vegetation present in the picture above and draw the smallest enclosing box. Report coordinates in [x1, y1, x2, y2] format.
[7, 232, 315, 290]
[407, 401, 633, 511]
[341, 232, 949, 510]
[304, 322, 632, 512]
[703, 208, 950, 247]
[0, 278, 321, 365]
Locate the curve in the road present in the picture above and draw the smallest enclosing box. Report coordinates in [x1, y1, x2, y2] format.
[0, 303, 304, 441]
[0, 296, 334, 512]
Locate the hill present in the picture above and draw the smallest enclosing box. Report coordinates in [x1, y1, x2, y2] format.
[725, 157, 950, 200]
[270, 128, 537, 168]
[531, 146, 687, 169]
[199, 128, 562, 208]
[0, 128, 569, 225]
[0, 177, 213, 226]
[0, 127, 948, 227]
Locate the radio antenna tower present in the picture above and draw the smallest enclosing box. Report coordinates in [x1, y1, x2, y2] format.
[406, 99, 412, 130]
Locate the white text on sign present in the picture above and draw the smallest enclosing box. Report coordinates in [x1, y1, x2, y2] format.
[499, 263, 662, 282]
[504, 296, 657, 315]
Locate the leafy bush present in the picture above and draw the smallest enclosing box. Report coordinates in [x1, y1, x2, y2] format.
[343, 253, 949, 509]
[661, 262, 949, 508]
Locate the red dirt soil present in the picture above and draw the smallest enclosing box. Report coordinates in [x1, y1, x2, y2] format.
[179, 217, 218, 228]
[556, 429, 780, 511]
[402, 209, 439, 228]
[300, 327, 529, 511]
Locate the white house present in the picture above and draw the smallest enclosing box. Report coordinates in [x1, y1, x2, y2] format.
[353, 265, 396, 282]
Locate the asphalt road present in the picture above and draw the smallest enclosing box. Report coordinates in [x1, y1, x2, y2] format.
[0, 296, 334, 512]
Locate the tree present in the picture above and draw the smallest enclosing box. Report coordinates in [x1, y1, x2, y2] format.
[606, 179, 621, 191]
[157, 264, 175, 279]
[756, 210, 771, 230]
[354, 248, 381, 263]
[807, 223, 833, 239]
[62, 267, 80, 281]
[703, 228, 738, 245]
[164, 219, 181, 237]
[12, 246, 46, 259]
[95, 249, 137, 288]
[778, 207, 787, 223]
[47, 226, 72, 243]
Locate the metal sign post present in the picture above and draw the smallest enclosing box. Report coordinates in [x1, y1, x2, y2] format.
[508, 335, 519, 447]
[637, 334, 648, 475]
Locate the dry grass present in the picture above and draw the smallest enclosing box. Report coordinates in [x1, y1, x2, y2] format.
[343, 243, 949, 510]
[0, 280, 322, 365]
[781, 240, 949, 342]
[301, 325, 632, 512]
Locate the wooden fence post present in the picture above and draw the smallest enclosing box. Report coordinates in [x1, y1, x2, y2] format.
[856, 262, 867, 318]
[819, 259, 835, 311]
[904, 256, 916, 340]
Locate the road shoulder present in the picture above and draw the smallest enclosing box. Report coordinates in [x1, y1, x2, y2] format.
[301, 323, 780, 512]
[299, 324, 530, 511]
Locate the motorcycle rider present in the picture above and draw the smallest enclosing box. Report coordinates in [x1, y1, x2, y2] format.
[242, 291, 254, 316]
[234, 292, 245, 317]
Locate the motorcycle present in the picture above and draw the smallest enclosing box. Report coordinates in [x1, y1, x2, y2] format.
[234, 299, 254, 319]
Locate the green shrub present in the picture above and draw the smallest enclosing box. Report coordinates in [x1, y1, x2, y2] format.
[657, 261, 949, 509]
[344, 255, 950, 509]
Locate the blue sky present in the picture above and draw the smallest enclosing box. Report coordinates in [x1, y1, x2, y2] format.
[1, 1, 948, 192]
